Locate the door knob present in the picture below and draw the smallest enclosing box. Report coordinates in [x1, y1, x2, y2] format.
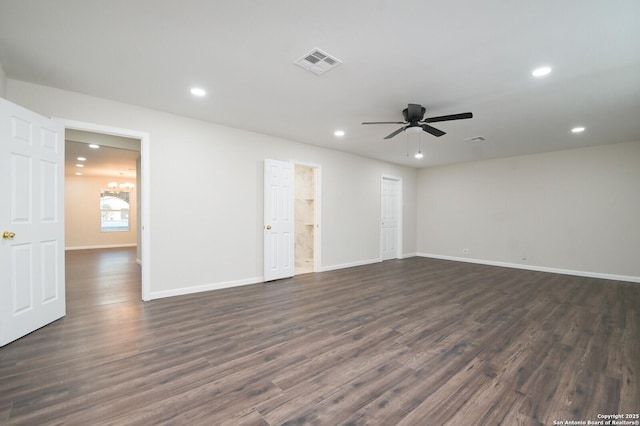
[2, 231, 15, 240]
[265, 225, 272, 230]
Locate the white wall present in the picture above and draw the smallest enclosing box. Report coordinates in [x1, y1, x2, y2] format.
[417, 140, 640, 280]
[7, 79, 418, 297]
[65, 174, 137, 249]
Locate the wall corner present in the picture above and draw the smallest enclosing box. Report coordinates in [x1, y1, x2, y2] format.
[0, 62, 7, 98]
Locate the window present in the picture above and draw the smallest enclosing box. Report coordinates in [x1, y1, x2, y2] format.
[100, 191, 130, 232]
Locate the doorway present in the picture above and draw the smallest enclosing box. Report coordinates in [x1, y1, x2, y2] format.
[58, 119, 151, 301]
[381, 176, 402, 261]
[294, 164, 319, 274]
[65, 132, 140, 249]
[263, 160, 321, 279]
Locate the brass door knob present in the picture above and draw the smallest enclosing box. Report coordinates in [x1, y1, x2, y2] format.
[265, 225, 272, 230]
[2, 231, 15, 240]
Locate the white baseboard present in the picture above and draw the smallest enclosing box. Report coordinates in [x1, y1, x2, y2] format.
[416, 253, 640, 283]
[150, 251, 640, 302]
[400, 252, 417, 259]
[149, 276, 264, 300]
[66, 243, 137, 251]
[150, 257, 401, 300]
[320, 257, 381, 272]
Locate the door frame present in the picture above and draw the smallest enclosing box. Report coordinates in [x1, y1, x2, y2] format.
[381, 175, 402, 260]
[54, 118, 151, 301]
[293, 161, 322, 272]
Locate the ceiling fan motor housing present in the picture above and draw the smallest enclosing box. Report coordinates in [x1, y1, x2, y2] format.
[403, 104, 426, 123]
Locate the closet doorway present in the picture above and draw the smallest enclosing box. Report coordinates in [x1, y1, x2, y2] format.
[294, 164, 320, 274]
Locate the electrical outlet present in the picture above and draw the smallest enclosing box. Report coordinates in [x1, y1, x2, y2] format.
[462, 248, 469, 254]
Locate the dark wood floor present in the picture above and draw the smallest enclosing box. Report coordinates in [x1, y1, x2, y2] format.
[1, 248, 638, 425]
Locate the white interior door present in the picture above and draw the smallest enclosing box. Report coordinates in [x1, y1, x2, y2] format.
[0, 98, 65, 347]
[264, 159, 294, 281]
[381, 177, 401, 261]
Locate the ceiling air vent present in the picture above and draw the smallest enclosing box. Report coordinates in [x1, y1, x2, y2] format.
[464, 136, 486, 142]
[294, 48, 342, 75]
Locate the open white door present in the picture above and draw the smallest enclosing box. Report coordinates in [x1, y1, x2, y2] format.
[264, 159, 294, 281]
[0, 98, 65, 347]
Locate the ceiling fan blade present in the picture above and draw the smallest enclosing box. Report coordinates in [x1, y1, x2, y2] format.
[423, 112, 473, 123]
[421, 124, 446, 137]
[384, 126, 408, 139]
[362, 121, 406, 125]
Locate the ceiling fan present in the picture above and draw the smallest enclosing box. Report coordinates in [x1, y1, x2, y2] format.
[362, 103, 473, 139]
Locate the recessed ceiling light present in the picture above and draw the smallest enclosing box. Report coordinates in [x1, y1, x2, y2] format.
[75, 172, 82, 176]
[89, 144, 99, 149]
[76, 164, 84, 168]
[532, 66, 552, 77]
[334, 130, 345, 137]
[77, 156, 86, 161]
[414, 151, 424, 159]
[190, 87, 206, 97]
[571, 126, 585, 133]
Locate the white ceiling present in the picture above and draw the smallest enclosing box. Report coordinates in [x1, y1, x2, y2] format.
[1, 0, 639, 168]
[65, 140, 138, 180]
[65, 130, 139, 179]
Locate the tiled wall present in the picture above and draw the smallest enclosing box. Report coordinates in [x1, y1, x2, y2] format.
[295, 165, 315, 272]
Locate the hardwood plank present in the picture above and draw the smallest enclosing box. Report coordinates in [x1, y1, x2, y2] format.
[395, 357, 492, 425]
[1, 248, 638, 425]
[620, 308, 640, 413]
[218, 410, 269, 426]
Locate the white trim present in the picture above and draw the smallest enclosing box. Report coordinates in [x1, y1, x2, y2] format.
[321, 257, 381, 272]
[381, 175, 403, 260]
[66, 243, 137, 251]
[313, 165, 322, 272]
[53, 118, 152, 301]
[400, 252, 417, 259]
[149, 276, 264, 300]
[416, 253, 640, 283]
